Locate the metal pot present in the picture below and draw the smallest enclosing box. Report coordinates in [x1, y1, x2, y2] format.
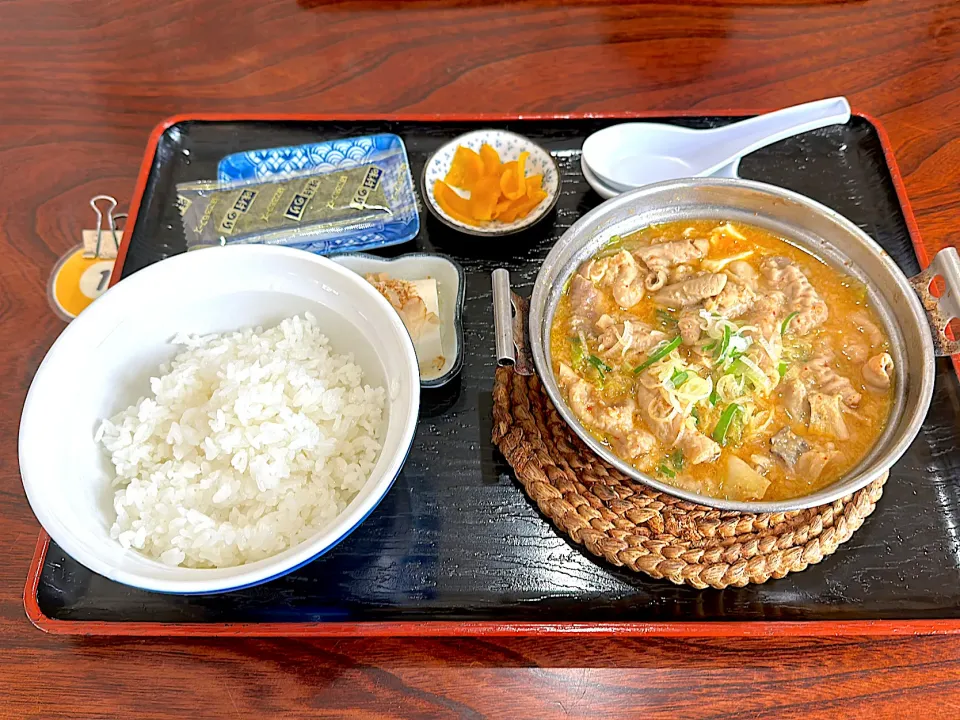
[493, 178, 960, 513]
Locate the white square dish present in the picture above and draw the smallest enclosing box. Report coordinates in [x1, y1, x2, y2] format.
[333, 253, 466, 388]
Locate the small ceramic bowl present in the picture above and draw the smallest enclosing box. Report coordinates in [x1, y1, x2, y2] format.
[422, 129, 560, 236]
[332, 253, 465, 388]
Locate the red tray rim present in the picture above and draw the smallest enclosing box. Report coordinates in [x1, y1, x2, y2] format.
[25, 109, 960, 638]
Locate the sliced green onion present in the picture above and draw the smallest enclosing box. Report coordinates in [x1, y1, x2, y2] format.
[715, 324, 732, 359]
[777, 361, 789, 377]
[728, 409, 744, 445]
[709, 389, 720, 406]
[588, 355, 612, 374]
[726, 356, 769, 393]
[671, 448, 685, 472]
[571, 337, 587, 373]
[727, 358, 746, 375]
[657, 463, 677, 479]
[703, 341, 717, 352]
[670, 369, 689, 388]
[691, 405, 701, 426]
[633, 336, 682, 374]
[781, 311, 800, 335]
[582, 355, 608, 388]
[712, 403, 741, 446]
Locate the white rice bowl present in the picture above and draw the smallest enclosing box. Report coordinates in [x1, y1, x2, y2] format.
[97, 313, 385, 569]
[19, 245, 420, 594]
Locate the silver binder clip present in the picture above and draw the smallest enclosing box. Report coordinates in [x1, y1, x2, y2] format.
[82, 195, 126, 259]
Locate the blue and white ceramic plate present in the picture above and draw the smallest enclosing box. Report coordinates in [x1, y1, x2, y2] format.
[219, 133, 405, 183]
[215, 133, 420, 254]
[422, 129, 560, 236]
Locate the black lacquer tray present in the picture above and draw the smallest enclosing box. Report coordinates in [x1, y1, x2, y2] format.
[26, 113, 960, 636]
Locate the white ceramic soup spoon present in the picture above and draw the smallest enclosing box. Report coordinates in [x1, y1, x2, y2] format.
[582, 97, 851, 191]
[581, 152, 741, 199]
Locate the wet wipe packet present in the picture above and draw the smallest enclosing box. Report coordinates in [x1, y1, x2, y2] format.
[177, 137, 418, 254]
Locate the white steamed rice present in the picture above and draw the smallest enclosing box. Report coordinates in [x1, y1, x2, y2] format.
[95, 313, 386, 569]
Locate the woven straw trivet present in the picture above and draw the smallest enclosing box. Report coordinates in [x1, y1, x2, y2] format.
[491, 367, 886, 589]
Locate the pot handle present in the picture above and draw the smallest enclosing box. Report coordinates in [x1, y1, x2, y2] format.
[908, 246, 960, 356]
[492, 269, 534, 375]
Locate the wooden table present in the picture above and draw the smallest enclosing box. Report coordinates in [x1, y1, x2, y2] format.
[2, 0, 959, 716]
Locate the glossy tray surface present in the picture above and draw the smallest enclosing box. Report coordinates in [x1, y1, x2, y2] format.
[32, 116, 960, 629]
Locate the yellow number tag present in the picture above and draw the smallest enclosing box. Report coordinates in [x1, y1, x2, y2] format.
[48, 245, 116, 321]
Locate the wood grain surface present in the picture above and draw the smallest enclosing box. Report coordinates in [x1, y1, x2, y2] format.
[1, 0, 959, 717]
